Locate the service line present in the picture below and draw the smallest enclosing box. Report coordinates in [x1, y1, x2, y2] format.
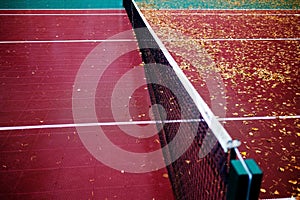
[0, 13, 127, 16]
[164, 38, 300, 42]
[0, 115, 299, 131]
[0, 39, 137, 44]
[149, 9, 300, 16]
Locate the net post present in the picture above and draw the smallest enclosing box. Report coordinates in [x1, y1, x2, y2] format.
[122, 0, 127, 7]
[227, 159, 250, 200]
[245, 159, 263, 200]
[227, 147, 263, 200]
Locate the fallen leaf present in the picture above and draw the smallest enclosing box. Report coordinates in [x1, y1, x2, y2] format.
[185, 160, 191, 164]
[260, 188, 266, 193]
[279, 167, 285, 172]
[163, 173, 169, 178]
[288, 180, 297, 185]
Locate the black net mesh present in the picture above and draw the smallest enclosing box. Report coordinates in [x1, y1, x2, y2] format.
[123, 0, 232, 199]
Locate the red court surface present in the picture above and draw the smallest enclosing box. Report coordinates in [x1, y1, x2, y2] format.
[142, 9, 300, 199]
[0, 10, 174, 199]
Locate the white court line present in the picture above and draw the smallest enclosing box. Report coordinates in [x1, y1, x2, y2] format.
[0, 38, 300, 44]
[2, 38, 297, 44]
[0, 9, 124, 10]
[164, 38, 300, 42]
[202, 38, 300, 41]
[2, 38, 296, 44]
[0, 39, 137, 44]
[0, 13, 127, 16]
[146, 8, 299, 11]
[218, 115, 300, 121]
[153, 12, 300, 16]
[0, 119, 203, 131]
[260, 198, 296, 200]
[0, 115, 299, 131]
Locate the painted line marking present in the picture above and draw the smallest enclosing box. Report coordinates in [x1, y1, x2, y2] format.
[164, 38, 300, 42]
[0, 115, 299, 131]
[144, 8, 299, 11]
[2, 38, 298, 44]
[218, 115, 300, 121]
[201, 38, 300, 41]
[0, 39, 137, 44]
[0, 13, 127, 16]
[0, 119, 203, 131]
[154, 12, 300, 16]
[260, 198, 296, 200]
[2, 38, 296, 44]
[0, 9, 125, 11]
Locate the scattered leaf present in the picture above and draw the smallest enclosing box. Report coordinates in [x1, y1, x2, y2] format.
[260, 188, 266, 193]
[89, 178, 95, 183]
[241, 152, 247, 157]
[163, 173, 169, 178]
[288, 180, 297, 185]
[279, 167, 285, 172]
[30, 155, 37, 161]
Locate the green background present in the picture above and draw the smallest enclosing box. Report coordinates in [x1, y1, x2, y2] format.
[135, 0, 300, 9]
[1, 0, 299, 9]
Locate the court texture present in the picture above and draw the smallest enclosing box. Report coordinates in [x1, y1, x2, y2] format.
[0, 0, 299, 199]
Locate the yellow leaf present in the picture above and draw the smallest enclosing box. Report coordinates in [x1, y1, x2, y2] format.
[241, 152, 247, 156]
[288, 180, 297, 185]
[260, 188, 266, 193]
[279, 167, 285, 172]
[243, 121, 249, 125]
[163, 173, 169, 178]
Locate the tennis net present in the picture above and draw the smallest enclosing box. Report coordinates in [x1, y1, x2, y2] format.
[123, 0, 262, 199]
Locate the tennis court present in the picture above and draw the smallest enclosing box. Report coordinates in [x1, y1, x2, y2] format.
[139, 7, 299, 199]
[0, 1, 173, 199]
[0, 0, 299, 199]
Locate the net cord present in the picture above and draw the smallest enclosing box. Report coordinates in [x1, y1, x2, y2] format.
[235, 148, 253, 200]
[128, 0, 234, 152]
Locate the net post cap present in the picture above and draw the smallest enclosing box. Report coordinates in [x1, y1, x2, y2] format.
[227, 140, 241, 150]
